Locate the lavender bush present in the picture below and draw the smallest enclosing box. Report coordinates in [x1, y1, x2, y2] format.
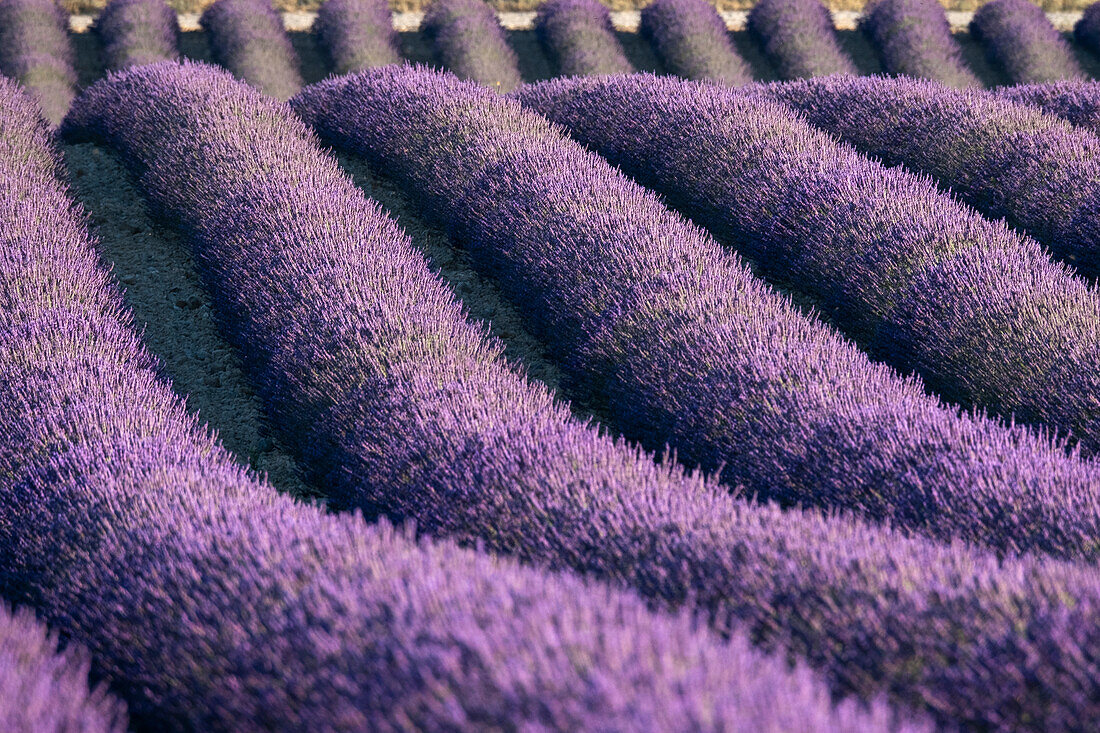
[0, 0, 74, 125]
[292, 66, 1100, 731]
[93, 0, 179, 71]
[640, 0, 750, 83]
[199, 0, 301, 99]
[746, 0, 856, 78]
[58, 61, 1100, 731]
[535, 0, 632, 77]
[516, 72, 1100, 461]
[0, 65, 878, 733]
[0, 605, 127, 732]
[1076, 1, 1100, 56]
[763, 74, 1100, 280]
[998, 80, 1100, 132]
[313, 0, 400, 74]
[860, 0, 980, 87]
[970, 0, 1084, 83]
[421, 0, 521, 90]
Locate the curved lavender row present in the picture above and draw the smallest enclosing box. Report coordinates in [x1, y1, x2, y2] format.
[763, 75, 1100, 280]
[517, 74, 1100, 466]
[514, 72, 1100, 558]
[639, 0, 750, 83]
[0, 605, 127, 732]
[54, 60, 894, 733]
[746, 0, 856, 79]
[313, 0, 400, 74]
[535, 0, 632, 77]
[294, 68, 1100, 732]
[998, 80, 1100, 132]
[859, 0, 979, 87]
[93, 0, 178, 71]
[970, 0, 1084, 84]
[421, 0, 521, 90]
[0, 0, 74, 125]
[199, 0, 301, 99]
[1076, 2, 1100, 56]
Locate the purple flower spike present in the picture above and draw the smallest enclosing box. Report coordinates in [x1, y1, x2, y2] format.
[422, 0, 521, 90]
[999, 80, 1100, 133]
[970, 0, 1084, 84]
[52, 59, 907, 733]
[313, 0, 400, 74]
[747, 0, 856, 78]
[0, 605, 128, 733]
[860, 0, 980, 87]
[0, 0, 75, 125]
[199, 0, 302, 99]
[640, 0, 750, 83]
[93, 0, 179, 71]
[535, 0, 633, 77]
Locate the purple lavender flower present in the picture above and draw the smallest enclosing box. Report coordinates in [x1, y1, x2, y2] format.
[860, 0, 980, 87]
[0, 0, 74, 125]
[199, 0, 302, 99]
[747, 0, 857, 78]
[640, 0, 750, 83]
[535, 0, 633, 77]
[998, 80, 1100, 133]
[422, 0, 521, 90]
[313, 0, 400, 74]
[0, 605, 128, 733]
[93, 0, 179, 71]
[970, 0, 1084, 84]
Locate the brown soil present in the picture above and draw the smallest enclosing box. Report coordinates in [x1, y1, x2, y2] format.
[63, 142, 319, 502]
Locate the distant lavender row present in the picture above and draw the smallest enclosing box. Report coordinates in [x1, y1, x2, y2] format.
[1076, 1, 1100, 56]
[422, 0, 520, 90]
[640, 0, 749, 83]
[312, 0, 399, 74]
[519, 73, 1100, 469]
[512, 72, 1100, 558]
[297, 65, 1100, 731]
[765, 75, 1100, 281]
[199, 0, 301, 99]
[93, 0, 178, 71]
[746, 0, 855, 78]
[1000, 80, 1100, 132]
[0, 605, 127, 732]
[860, 0, 979, 87]
[0, 0, 74, 125]
[535, 0, 632, 77]
[971, 0, 1083, 83]
[56, 59, 888, 732]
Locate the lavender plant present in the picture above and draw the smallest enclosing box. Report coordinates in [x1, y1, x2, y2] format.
[61, 61, 1100, 731]
[313, 0, 400, 74]
[199, 0, 301, 99]
[639, 0, 750, 83]
[290, 66, 1100, 731]
[746, 0, 856, 78]
[535, 0, 632, 77]
[762, 74, 1100, 280]
[1076, 1, 1100, 56]
[998, 80, 1100, 132]
[970, 0, 1084, 84]
[860, 0, 980, 87]
[0, 66, 878, 733]
[0, 605, 127, 732]
[0, 0, 74, 125]
[93, 0, 179, 71]
[421, 0, 521, 90]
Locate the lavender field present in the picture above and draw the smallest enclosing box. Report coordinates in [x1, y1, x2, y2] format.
[5, 0, 1100, 729]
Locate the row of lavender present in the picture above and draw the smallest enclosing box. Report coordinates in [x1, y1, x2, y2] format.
[1, 62, 871, 731]
[50, 55, 1100, 730]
